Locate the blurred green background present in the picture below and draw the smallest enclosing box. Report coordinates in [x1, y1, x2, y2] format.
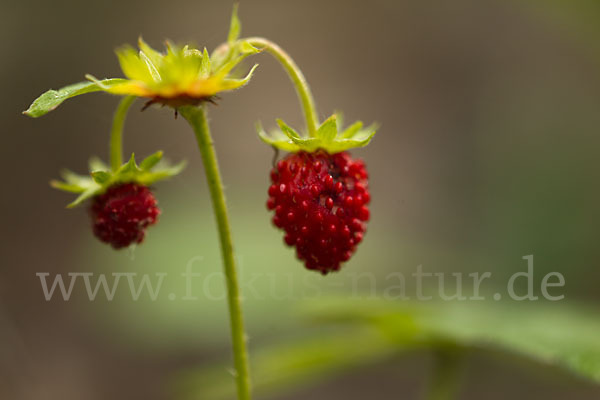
[2, 0, 600, 399]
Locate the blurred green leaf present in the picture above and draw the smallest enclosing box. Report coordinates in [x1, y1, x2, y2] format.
[172, 326, 396, 400]
[176, 299, 600, 400]
[305, 299, 600, 383]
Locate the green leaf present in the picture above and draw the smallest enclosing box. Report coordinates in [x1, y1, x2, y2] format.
[316, 115, 338, 142]
[139, 151, 164, 171]
[305, 298, 600, 384]
[172, 326, 395, 400]
[23, 79, 127, 118]
[227, 3, 241, 43]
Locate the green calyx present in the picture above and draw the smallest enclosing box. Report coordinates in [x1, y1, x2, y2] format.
[257, 114, 378, 153]
[51, 151, 185, 208]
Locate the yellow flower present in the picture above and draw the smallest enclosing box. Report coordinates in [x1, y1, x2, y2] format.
[87, 38, 258, 107]
[24, 6, 259, 117]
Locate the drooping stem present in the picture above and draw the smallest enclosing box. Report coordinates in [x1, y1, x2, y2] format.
[425, 349, 463, 400]
[244, 37, 320, 137]
[109, 95, 136, 171]
[179, 104, 252, 400]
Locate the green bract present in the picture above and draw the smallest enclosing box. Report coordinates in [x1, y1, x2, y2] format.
[51, 152, 185, 208]
[257, 114, 378, 153]
[23, 5, 259, 118]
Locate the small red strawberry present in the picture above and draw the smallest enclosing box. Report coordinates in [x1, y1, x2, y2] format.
[259, 114, 377, 274]
[50, 151, 184, 249]
[267, 150, 370, 274]
[90, 183, 160, 249]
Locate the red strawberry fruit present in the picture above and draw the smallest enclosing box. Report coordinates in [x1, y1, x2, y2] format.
[267, 150, 370, 274]
[90, 183, 160, 249]
[50, 151, 182, 250]
[259, 114, 377, 274]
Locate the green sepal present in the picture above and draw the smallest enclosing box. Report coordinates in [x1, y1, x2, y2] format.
[117, 45, 155, 83]
[220, 63, 259, 91]
[23, 79, 128, 118]
[51, 151, 185, 208]
[257, 122, 300, 152]
[91, 171, 111, 185]
[199, 48, 211, 78]
[227, 3, 241, 44]
[211, 5, 261, 76]
[88, 157, 109, 171]
[257, 113, 378, 154]
[117, 153, 141, 176]
[277, 119, 300, 138]
[139, 150, 163, 170]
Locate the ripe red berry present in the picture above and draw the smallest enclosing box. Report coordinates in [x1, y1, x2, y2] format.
[90, 183, 160, 249]
[267, 150, 370, 274]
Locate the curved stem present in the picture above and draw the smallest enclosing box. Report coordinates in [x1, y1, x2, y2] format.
[179, 104, 252, 400]
[244, 37, 320, 137]
[425, 349, 463, 400]
[109, 95, 136, 171]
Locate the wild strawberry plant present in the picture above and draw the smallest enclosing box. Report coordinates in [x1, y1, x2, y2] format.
[27, 5, 600, 400]
[24, 5, 377, 400]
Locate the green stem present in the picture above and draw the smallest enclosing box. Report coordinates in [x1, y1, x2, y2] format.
[425, 349, 463, 400]
[245, 37, 320, 137]
[179, 104, 252, 400]
[109, 95, 136, 171]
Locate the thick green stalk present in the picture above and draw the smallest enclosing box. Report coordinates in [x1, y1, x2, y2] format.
[179, 105, 251, 400]
[244, 37, 320, 137]
[109, 95, 136, 171]
[425, 349, 463, 400]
